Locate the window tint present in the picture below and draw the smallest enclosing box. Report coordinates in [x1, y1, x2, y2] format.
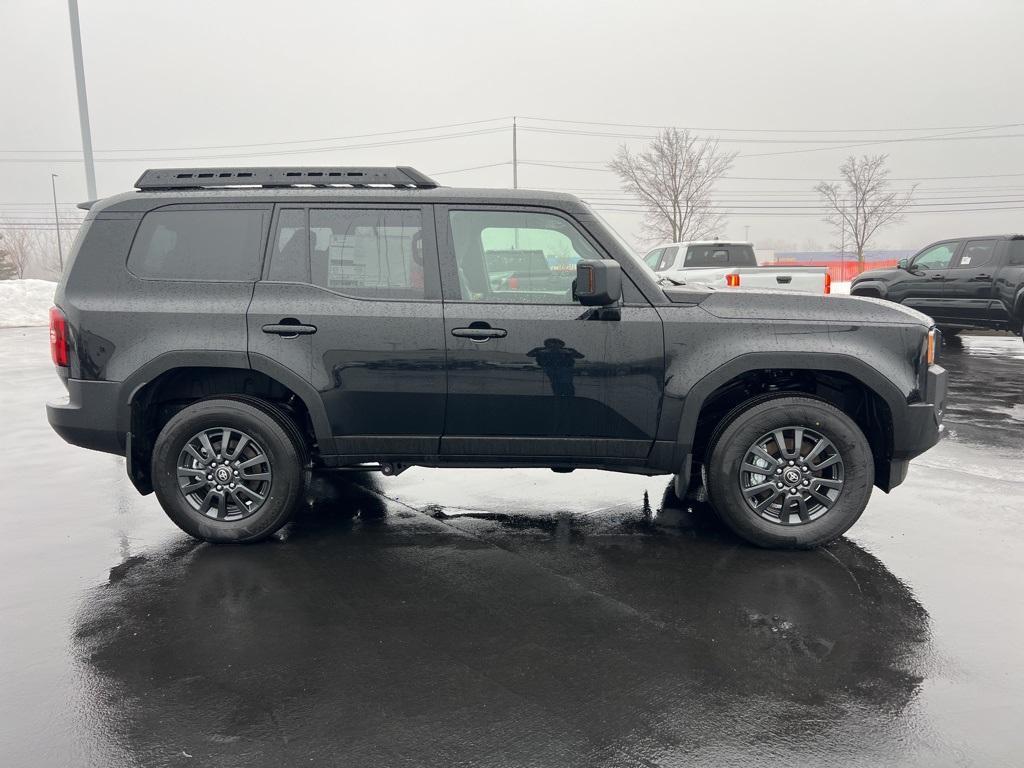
[449, 210, 600, 303]
[308, 209, 426, 299]
[684, 245, 756, 268]
[268, 209, 310, 282]
[128, 208, 265, 281]
[913, 242, 958, 270]
[1009, 240, 1024, 267]
[955, 240, 995, 269]
[685, 246, 730, 268]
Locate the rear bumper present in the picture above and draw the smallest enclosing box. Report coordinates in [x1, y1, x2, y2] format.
[46, 378, 124, 456]
[883, 364, 947, 491]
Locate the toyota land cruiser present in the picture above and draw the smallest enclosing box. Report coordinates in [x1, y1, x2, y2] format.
[47, 166, 947, 548]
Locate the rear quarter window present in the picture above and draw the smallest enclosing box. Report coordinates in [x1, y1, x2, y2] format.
[128, 208, 267, 281]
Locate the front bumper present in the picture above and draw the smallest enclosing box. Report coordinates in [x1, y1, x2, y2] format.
[46, 378, 125, 456]
[883, 363, 947, 491]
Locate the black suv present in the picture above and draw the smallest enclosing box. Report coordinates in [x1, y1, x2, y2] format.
[850, 235, 1024, 338]
[47, 166, 946, 549]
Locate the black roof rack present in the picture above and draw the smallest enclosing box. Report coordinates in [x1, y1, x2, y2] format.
[134, 166, 439, 191]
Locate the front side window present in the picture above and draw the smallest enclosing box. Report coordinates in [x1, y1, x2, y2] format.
[913, 242, 959, 270]
[448, 210, 600, 303]
[643, 248, 665, 270]
[128, 208, 266, 281]
[308, 209, 426, 299]
[954, 240, 995, 269]
[1009, 240, 1024, 267]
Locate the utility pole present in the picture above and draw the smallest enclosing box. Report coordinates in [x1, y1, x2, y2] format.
[512, 116, 518, 189]
[51, 174, 64, 272]
[67, 0, 97, 200]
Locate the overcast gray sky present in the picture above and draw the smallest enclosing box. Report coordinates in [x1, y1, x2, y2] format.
[2, 0, 1023, 251]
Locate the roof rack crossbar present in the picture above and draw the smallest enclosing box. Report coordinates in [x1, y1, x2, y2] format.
[134, 166, 439, 190]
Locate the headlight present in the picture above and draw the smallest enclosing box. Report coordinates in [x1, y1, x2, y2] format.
[926, 328, 937, 366]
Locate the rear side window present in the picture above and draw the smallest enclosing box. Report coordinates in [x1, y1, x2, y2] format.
[955, 240, 995, 268]
[128, 208, 266, 281]
[309, 209, 426, 299]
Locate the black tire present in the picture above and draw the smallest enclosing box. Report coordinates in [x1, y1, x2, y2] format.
[151, 398, 307, 544]
[937, 326, 962, 337]
[705, 395, 874, 549]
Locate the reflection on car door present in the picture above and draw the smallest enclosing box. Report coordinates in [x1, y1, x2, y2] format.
[437, 206, 665, 462]
[942, 239, 998, 325]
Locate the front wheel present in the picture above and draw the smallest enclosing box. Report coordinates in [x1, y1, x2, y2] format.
[151, 398, 307, 544]
[705, 395, 874, 549]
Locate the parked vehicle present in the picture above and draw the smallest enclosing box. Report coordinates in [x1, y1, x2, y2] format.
[850, 235, 1024, 339]
[47, 166, 946, 549]
[643, 240, 832, 293]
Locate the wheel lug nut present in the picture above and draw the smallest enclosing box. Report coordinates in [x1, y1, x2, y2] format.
[207, 474, 213, 480]
[776, 482, 784, 489]
[788, 460, 795, 466]
[216, 485, 222, 490]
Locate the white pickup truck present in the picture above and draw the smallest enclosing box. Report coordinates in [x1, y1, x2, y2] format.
[643, 240, 832, 293]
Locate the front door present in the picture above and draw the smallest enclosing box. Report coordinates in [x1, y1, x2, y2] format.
[942, 239, 998, 325]
[248, 204, 446, 458]
[436, 206, 665, 462]
[892, 240, 961, 321]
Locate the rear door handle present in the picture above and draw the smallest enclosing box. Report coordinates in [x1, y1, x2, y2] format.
[930, 274, 945, 280]
[775, 275, 792, 284]
[262, 320, 317, 337]
[451, 326, 507, 341]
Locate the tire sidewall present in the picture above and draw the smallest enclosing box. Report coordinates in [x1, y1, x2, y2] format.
[151, 400, 304, 543]
[707, 397, 874, 549]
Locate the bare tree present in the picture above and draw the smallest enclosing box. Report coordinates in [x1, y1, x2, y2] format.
[0, 227, 34, 279]
[0, 220, 83, 279]
[815, 155, 915, 271]
[609, 128, 736, 245]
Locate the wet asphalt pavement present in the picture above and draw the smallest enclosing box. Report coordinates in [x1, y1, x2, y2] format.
[1, 328, 1022, 767]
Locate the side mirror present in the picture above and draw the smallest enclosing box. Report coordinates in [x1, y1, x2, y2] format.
[574, 260, 622, 306]
[897, 258, 909, 270]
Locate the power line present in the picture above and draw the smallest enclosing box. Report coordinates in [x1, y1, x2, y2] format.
[518, 115, 1024, 134]
[0, 117, 513, 155]
[0, 126, 509, 164]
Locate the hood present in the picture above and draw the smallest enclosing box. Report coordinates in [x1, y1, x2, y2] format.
[666, 287, 933, 326]
[852, 268, 903, 283]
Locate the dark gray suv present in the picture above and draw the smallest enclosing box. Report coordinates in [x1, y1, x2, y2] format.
[47, 166, 946, 548]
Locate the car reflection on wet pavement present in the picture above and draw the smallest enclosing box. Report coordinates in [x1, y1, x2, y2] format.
[1, 328, 1022, 767]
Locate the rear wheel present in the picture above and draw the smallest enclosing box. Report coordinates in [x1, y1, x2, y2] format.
[151, 398, 307, 543]
[705, 395, 874, 549]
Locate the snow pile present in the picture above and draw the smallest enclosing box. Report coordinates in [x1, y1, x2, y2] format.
[0, 279, 57, 328]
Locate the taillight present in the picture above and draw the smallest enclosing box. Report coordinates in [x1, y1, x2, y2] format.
[825, 272, 832, 294]
[507, 275, 520, 290]
[725, 273, 741, 287]
[926, 328, 937, 366]
[49, 306, 69, 368]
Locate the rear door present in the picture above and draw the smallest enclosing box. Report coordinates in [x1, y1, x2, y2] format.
[437, 206, 665, 462]
[248, 203, 446, 458]
[942, 239, 999, 325]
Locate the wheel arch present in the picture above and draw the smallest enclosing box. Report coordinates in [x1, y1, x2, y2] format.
[673, 353, 903, 491]
[120, 352, 332, 493]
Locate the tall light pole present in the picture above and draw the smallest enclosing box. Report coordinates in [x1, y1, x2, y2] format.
[67, 0, 97, 199]
[512, 116, 518, 189]
[51, 174, 64, 272]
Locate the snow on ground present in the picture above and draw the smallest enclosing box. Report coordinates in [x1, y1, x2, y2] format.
[0, 279, 56, 328]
